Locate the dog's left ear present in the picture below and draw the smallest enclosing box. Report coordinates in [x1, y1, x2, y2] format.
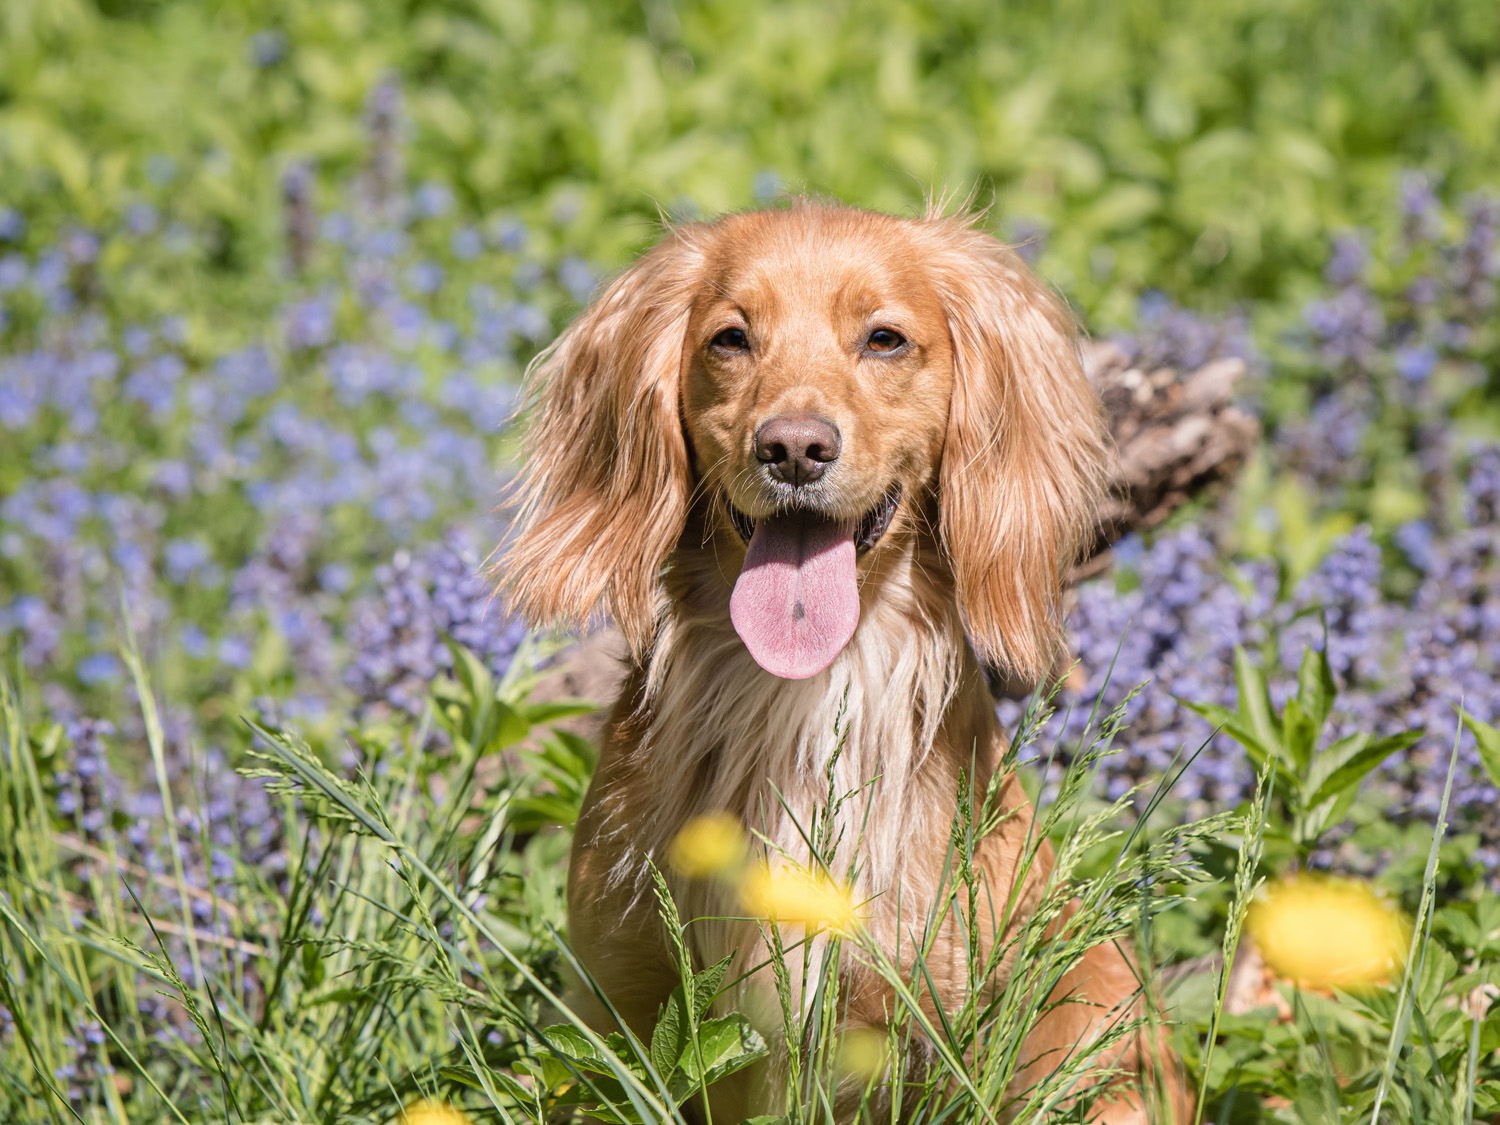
[927, 221, 1109, 682]
[497, 232, 704, 655]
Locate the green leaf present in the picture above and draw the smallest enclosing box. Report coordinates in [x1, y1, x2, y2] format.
[509, 793, 583, 831]
[538, 1024, 621, 1076]
[438, 1064, 486, 1090]
[1178, 699, 1274, 768]
[649, 986, 690, 1081]
[1305, 731, 1420, 808]
[1461, 712, 1500, 789]
[481, 697, 533, 755]
[446, 639, 495, 712]
[522, 699, 599, 725]
[678, 1015, 767, 1087]
[1299, 781, 1361, 846]
[690, 955, 733, 1021]
[1232, 646, 1282, 756]
[1283, 644, 1336, 771]
[550, 728, 601, 772]
[299, 941, 325, 988]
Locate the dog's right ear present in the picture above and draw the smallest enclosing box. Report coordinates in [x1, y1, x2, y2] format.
[497, 232, 704, 655]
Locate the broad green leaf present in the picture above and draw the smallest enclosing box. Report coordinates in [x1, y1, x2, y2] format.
[1233, 646, 1282, 755]
[649, 986, 690, 1081]
[551, 727, 601, 771]
[538, 1024, 620, 1076]
[299, 941, 325, 988]
[438, 1064, 486, 1090]
[1285, 644, 1336, 772]
[690, 955, 734, 1021]
[1179, 699, 1275, 768]
[445, 639, 495, 711]
[481, 697, 533, 754]
[1300, 782, 1361, 846]
[509, 793, 583, 831]
[1305, 731, 1420, 809]
[522, 699, 599, 725]
[1281, 695, 1310, 774]
[678, 1015, 767, 1087]
[1461, 712, 1500, 789]
[538, 732, 596, 787]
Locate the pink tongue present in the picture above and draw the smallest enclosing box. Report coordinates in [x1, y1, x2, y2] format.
[730, 513, 859, 679]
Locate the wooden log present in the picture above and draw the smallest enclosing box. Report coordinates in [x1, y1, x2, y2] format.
[1080, 341, 1258, 576]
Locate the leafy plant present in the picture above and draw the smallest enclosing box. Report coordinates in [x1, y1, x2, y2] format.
[1184, 642, 1419, 862]
[524, 954, 766, 1123]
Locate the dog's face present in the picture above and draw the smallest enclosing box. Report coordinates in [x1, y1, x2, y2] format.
[679, 213, 959, 676]
[681, 211, 952, 556]
[502, 203, 1106, 682]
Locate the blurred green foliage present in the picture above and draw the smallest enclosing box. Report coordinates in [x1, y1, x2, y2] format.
[4, 0, 1499, 327]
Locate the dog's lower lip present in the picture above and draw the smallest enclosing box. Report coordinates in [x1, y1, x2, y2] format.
[729, 485, 901, 555]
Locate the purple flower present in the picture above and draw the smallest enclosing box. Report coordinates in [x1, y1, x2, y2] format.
[76, 653, 122, 686]
[285, 296, 335, 350]
[1393, 345, 1437, 382]
[248, 28, 287, 67]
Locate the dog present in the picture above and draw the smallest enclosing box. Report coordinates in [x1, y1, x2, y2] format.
[500, 201, 1188, 1123]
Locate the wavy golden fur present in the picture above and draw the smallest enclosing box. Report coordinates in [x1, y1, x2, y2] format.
[499, 201, 1186, 1123]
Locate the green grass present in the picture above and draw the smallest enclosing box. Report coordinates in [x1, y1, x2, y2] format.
[4, 648, 1498, 1123]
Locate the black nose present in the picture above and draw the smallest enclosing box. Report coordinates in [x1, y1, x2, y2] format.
[754, 414, 841, 486]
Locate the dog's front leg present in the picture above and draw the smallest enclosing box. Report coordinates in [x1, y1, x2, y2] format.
[564, 726, 681, 1042]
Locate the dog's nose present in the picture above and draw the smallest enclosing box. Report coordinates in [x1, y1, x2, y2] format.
[754, 414, 841, 486]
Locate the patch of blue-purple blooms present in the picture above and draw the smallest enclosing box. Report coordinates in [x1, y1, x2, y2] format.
[1006, 172, 1500, 872]
[0, 130, 1497, 1099]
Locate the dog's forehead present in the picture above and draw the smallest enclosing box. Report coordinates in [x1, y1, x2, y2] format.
[700, 210, 937, 321]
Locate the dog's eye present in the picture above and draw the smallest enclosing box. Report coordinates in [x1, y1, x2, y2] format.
[711, 327, 749, 352]
[866, 328, 906, 353]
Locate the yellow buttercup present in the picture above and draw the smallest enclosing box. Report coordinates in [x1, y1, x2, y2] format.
[399, 1100, 473, 1125]
[740, 864, 861, 933]
[1248, 875, 1410, 991]
[668, 812, 749, 879]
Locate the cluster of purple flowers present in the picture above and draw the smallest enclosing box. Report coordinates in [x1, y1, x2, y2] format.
[1011, 452, 1498, 843]
[0, 84, 587, 1076]
[346, 533, 528, 716]
[0, 86, 595, 722]
[1007, 178, 1500, 868]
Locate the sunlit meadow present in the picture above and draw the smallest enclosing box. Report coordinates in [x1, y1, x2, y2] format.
[3, 2, 1500, 1121]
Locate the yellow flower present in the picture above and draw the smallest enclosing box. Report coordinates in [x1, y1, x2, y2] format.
[668, 812, 748, 879]
[398, 1100, 473, 1125]
[1248, 875, 1410, 991]
[837, 1026, 891, 1080]
[740, 864, 860, 932]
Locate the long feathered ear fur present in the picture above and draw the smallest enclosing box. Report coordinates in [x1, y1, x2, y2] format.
[925, 217, 1109, 682]
[497, 231, 704, 654]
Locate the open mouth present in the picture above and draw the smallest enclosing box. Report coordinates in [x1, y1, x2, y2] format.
[727, 483, 902, 555]
[725, 484, 902, 680]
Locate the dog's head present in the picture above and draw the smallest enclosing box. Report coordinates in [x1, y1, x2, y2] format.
[500, 203, 1107, 682]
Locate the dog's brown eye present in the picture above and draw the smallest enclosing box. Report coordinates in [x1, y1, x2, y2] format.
[711, 327, 749, 352]
[866, 328, 906, 353]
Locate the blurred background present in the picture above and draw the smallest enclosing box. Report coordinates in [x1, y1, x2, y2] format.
[6, 0, 1500, 317]
[2, 3, 1500, 1119]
